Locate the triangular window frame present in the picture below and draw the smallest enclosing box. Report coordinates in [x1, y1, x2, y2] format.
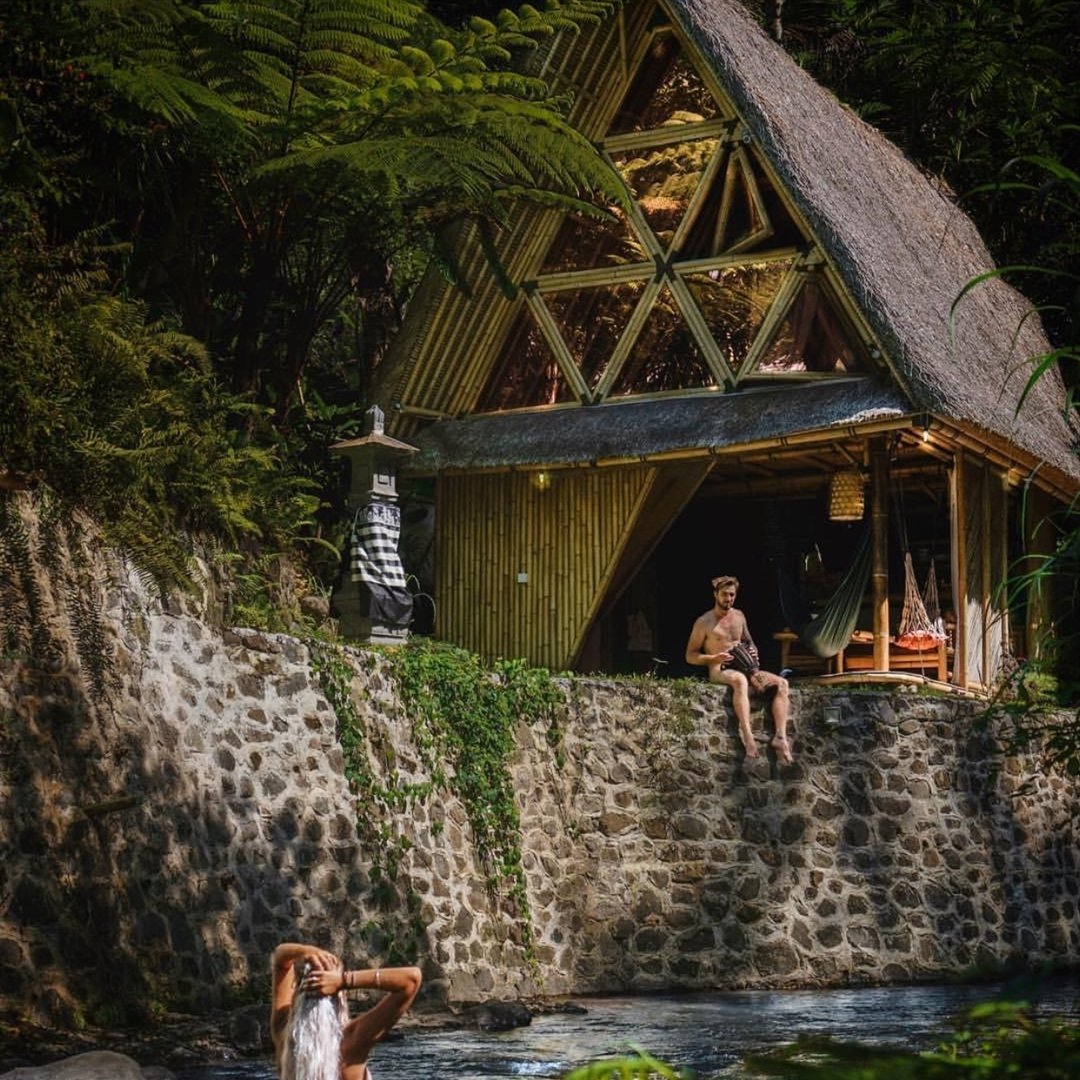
[474, 4, 887, 414]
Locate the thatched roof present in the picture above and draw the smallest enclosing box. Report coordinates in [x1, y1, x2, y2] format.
[380, 0, 1078, 489]
[671, 0, 1077, 482]
[407, 378, 908, 473]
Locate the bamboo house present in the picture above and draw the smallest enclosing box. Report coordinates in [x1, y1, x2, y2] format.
[369, 0, 1079, 692]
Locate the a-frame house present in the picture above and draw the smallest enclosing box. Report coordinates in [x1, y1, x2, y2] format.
[371, 0, 1079, 692]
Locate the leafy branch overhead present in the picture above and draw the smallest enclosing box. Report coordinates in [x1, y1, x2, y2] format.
[74, 0, 624, 391]
[0, 0, 623, 593]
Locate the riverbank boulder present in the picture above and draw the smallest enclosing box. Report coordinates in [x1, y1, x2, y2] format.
[0, 1050, 173, 1079]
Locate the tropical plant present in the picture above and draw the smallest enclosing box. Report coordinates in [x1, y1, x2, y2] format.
[0, 0, 625, 596]
[745, 1, 1080, 331]
[744, 1000, 1080, 1079]
[563, 1053, 690, 1079]
[3, 0, 622, 410]
[949, 149, 1079, 730]
[0, 193, 320, 589]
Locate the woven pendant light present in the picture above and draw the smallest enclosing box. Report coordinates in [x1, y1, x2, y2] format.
[828, 469, 865, 521]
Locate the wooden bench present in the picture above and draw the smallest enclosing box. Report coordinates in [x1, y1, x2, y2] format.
[774, 628, 949, 681]
[773, 629, 833, 675]
[835, 629, 949, 681]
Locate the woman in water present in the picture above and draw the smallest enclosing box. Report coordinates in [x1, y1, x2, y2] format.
[271, 942, 422, 1080]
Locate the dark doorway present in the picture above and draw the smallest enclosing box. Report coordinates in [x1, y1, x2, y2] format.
[591, 488, 865, 677]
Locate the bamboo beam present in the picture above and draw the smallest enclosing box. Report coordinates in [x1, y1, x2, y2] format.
[603, 117, 731, 153]
[672, 246, 803, 277]
[930, 421, 1076, 504]
[870, 438, 890, 671]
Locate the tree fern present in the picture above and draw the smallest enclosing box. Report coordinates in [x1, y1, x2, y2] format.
[1, 0, 624, 604]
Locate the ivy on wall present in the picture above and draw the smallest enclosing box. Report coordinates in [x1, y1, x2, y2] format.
[312, 639, 564, 967]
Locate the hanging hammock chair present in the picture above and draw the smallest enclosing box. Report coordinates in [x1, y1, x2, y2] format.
[892, 478, 948, 652]
[775, 526, 873, 659]
[895, 553, 947, 650]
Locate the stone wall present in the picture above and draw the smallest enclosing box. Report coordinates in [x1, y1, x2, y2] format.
[1, 494, 1077, 1028]
[512, 680, 1078, 994]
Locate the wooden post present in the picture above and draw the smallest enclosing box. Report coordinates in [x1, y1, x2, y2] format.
[870, 438, 890, 671]
[999, 471, 1011, 660]
[951, 452, 968, 688]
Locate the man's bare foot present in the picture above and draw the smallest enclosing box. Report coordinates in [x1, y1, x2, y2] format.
[770, 735, 793, 765]
[743, 742, 759, 759]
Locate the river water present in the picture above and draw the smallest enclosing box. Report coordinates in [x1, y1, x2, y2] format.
[175, 976, 1080, 1080]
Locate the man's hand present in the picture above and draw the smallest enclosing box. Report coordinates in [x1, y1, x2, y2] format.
[704, 651, 732, 664]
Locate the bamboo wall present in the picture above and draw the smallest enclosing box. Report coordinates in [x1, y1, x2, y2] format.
[436, 466, 656, 670]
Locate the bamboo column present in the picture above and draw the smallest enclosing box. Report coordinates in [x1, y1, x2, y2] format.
[870, 437, 890, 671]
[951, 453, 968, 688]
[998, 471, 1011, 659]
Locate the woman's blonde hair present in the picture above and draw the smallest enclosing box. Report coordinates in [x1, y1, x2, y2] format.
[280, 963, 349, 1080]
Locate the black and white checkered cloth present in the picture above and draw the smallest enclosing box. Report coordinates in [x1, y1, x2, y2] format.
[349, 502, 407, 588]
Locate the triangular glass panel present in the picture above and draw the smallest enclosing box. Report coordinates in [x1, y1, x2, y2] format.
[682, 261, 792, 373]
[754, 278, 865, 375]
[611, 136, 720, 251]
[545, 282, 648, 390]
[607, 287, 719, 397]
[539, 207, 644, 274]
[476, 307, 577, 412]
[747, 152, 804, 251]
[607, 29, 720, 136]
[680, 145, 804, 258]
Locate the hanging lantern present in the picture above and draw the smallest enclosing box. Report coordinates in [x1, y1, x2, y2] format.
[828, 469, 865, 521]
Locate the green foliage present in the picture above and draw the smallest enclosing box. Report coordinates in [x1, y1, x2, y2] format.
[313, 639, 563, 966]
[563, 1052, 690, 1079]
[744, 1000, 1080, 1079]
[312, 642, 444, 962]
[750, 1, 1079, 337]
[389, 640, 563, 956]
[0, 0, 622, 601]
[989, 668, 1080, 782]
[0, 196, 323, 592]
[1, 0, 622, 409]
[958, 152, 1080, 771]
[951, 150, 1079, 412]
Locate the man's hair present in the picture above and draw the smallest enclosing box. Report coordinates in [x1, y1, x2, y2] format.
[711, 575, 739, 592]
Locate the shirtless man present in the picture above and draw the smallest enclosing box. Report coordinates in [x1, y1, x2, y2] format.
[685, 574, 793, 764]
[270, 941, 421, 1080]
